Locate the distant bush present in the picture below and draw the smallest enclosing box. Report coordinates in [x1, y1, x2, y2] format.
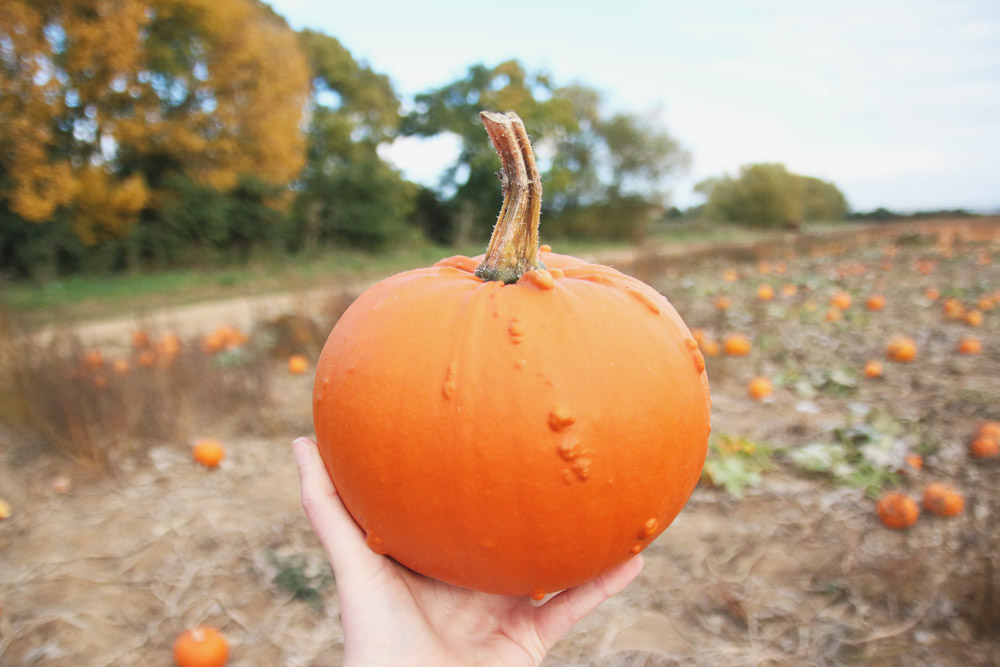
[848, 207, 982, 222]
[696, 163, 848, 228]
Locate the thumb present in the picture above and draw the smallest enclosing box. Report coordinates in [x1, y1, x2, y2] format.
[292, 437, 385, 581]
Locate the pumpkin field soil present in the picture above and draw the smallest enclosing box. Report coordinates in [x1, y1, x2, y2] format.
[2, 218, 1000, 666]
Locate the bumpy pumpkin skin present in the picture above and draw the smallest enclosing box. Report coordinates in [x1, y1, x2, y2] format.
[313, 249, 711, 597]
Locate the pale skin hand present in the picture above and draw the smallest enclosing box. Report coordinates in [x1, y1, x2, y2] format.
[292, 437, 644, 667]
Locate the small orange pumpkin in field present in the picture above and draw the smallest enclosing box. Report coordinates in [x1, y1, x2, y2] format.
[747, 376, 773, 401]
[830, 290, 852, 311]
[158, 333, 182, 365]
[964, 309, 984, 327]
[723, 334, 752, 357]
[193, 438, 225, 468]
[82, 349, 104, 371]
[942, 298, 965, 320]
[922, 482, 964, 517]
[970, 435, 1000, 459]
[886, 336, 917, 363]
[173, 625, 229, 667]
[876, 492, 919, 529]
[956, 337, 982, 355]
[756, 284, 775, 301]
[863, 360, 883, 378]
[288, 354, 309, 375]
[904, 453, 923, 471]
[866, 294, 885, 311]
[131, 329, 151, 349]
[312, 112, 711, 598]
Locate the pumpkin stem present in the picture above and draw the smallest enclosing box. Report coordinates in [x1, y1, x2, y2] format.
[475, 111, 543, 284]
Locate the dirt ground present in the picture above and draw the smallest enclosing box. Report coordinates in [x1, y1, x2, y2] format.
[2, 219, 999, 666]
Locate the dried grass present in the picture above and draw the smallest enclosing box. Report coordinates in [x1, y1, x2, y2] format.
[0, 324, 273, 468]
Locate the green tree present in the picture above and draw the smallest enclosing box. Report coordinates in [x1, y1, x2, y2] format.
[697, 163, 848, 228]
[403, 61, 688, 242]
[291, 30, 416, 251]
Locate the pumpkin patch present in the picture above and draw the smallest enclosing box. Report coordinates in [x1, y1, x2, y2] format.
[1, 129, 998, 665]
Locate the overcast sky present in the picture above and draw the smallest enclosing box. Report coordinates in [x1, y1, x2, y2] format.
[268, 0, 1000, 213]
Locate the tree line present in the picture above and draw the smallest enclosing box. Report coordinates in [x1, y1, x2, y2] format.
[0, 0, 849, 280]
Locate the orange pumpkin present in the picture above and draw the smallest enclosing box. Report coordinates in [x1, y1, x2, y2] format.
[714, 295, 731, 310]
[193, 438, 225, 468]
[158, 333, 182, 365]
[970, 435, 999, 459]
[964, 310, 984, 327]
[312, 112, 711, 598]
[173, 626, 229, 667]
[956, 337, 982, 355]
[723, 334, 752, 357]
[866, 294, 885, 311]
[131, 329, 151, 349]
[83, 349, 104, 371]
[756, 284, 775, 301]
[904, 453, 923, 471]
[943, 298, 965, 320]
[886, 335, 917, 363]
[922, 482, 964, 517]
[830, 290, 852, 311]
[747, 376, 773, 401]
[288, 354, 309, 375]
[863, 359, 883, 378]
[876, 492, 919, 529]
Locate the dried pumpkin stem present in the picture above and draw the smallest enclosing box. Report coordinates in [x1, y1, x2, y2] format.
[475, 111, 543, 284]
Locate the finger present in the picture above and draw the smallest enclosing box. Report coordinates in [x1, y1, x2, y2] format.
[292, 437, 384, 579]
[534, 555, 644, 648]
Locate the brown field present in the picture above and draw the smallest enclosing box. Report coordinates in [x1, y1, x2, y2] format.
[2, 218, 999, 666]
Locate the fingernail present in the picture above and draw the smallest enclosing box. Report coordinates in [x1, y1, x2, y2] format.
[292, 438, 312, 466]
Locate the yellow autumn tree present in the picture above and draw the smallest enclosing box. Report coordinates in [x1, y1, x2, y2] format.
[0, 0, 309, 244]
[72, 167, 150, 245]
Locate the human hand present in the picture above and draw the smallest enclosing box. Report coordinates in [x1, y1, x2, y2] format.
[293, 436, 644, 667]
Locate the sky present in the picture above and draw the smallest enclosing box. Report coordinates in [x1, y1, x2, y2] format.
[268, 0, 1000, 213]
